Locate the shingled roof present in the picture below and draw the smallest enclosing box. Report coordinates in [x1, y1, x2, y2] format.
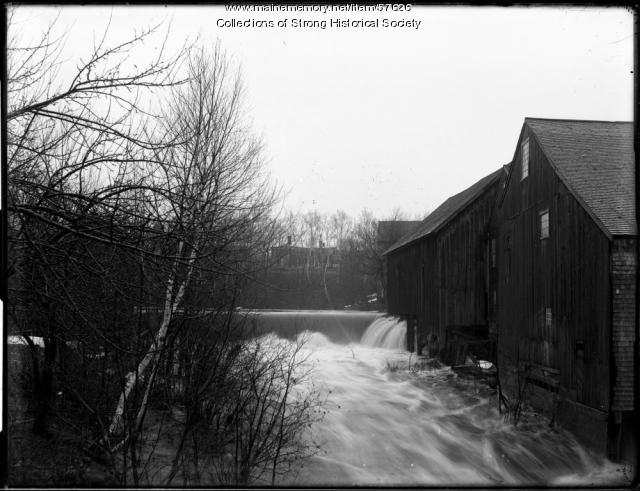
[525, 118, 635, 237]
[384, 167, 504, 255]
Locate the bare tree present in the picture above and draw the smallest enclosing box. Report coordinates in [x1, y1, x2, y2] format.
[6, 10, 189, 439]
[327, 210, 353, 249]
[105, 43, 279, 451]
[184, 333, 324, 486]
[7, 14, 325, 486]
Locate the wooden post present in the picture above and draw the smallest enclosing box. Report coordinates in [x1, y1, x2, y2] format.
[406, 316, 415, 352]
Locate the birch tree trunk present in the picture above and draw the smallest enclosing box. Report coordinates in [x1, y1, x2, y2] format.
[108, 242, 197, 437]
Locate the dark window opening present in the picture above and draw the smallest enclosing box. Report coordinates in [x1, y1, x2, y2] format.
[576, 340, 585, 360]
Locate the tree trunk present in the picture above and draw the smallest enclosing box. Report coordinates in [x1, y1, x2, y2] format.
[33, 335, 57, 434]
[107, 242, 197, 438]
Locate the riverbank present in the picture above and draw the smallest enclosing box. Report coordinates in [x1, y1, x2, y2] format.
[6, 345, 117, 486]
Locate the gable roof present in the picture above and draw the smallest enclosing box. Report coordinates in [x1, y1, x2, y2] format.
[524, 118, 636, 237]
[384, 167, 504, 255]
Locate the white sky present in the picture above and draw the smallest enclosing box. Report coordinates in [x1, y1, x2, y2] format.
[8, 5, 634, 219]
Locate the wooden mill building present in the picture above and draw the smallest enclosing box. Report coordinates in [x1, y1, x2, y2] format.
[490, 118, 636, 460]
[383, 117, 636, 462]
[384, 166, 506, 356]
[377, 220, 422, 303]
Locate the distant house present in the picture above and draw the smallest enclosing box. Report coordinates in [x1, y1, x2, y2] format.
[383, 167, 505, 355]
[490, 118, 636, 460]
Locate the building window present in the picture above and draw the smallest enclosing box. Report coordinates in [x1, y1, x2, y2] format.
[545, 307, 552, 328]
[540, 209, 549, 239]
[521, 137, 529, 180]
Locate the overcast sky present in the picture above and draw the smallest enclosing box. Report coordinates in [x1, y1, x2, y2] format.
[9, 5, 634, 219]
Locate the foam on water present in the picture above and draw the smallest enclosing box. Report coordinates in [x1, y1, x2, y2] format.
[359, 317, 407, 350]
[296, 330, 332, 348]
[269, 316, 630, 487]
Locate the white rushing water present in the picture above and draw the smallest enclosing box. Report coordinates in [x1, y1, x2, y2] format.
[359, 316, 407, 350]
[269, 316, 631, 487]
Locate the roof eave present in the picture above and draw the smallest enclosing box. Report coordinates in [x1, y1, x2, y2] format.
[382, 232, 435, 257]
[383, 170, 503, 256]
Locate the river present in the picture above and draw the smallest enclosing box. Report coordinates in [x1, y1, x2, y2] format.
[249, 312, 631, 487]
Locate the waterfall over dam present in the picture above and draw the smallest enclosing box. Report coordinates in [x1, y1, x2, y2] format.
[360, 316, 407, 350]
[242, 309, 386, 344]
[245, 310, 627, 487]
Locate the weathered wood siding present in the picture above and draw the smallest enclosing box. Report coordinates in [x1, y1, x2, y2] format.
[432, 189, 497, 344]
[386, 183, 499, 353]
[386, 239, 433, 320]
[494, 126, 611, 412]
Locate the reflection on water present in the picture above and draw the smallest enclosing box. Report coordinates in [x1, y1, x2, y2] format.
[258, 316, 630, 487]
